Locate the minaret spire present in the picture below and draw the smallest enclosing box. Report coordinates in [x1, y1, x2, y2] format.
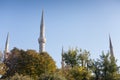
[109, 35, 114, 57]
[4, 32, 9, 59]
[38, 10, 46, 53]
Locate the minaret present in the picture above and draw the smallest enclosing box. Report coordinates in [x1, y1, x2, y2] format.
[61, 46, 65, 70]
[4, 33, 9, 59]
[109, 35, 114, 57]
[38, 10, 46, 53]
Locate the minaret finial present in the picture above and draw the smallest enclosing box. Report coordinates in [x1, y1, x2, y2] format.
[109, 35, 114, 57]
[4, 32, 9, 59]
[38, 10, 46, 53]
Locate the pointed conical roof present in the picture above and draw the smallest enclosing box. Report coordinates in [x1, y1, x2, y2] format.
[109, 35, 114, 57]
[5, 32, 9, 53]
[40, 10, 45, 38]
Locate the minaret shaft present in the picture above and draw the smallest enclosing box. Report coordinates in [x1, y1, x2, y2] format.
[38, 10, 46, 53]
[61, 46, 65, 70]
[4, 33, 9, 59]
[5, 33, 9, 53]
[109, 35, 114, 57]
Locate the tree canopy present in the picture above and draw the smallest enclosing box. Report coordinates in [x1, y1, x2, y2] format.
[2, 47, 56, 79]
[0, 47, 120, 80]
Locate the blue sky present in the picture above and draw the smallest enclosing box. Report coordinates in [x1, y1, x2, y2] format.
[0, 0, 120, 68]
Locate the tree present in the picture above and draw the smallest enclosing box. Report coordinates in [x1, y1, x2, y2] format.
[39, 52, 56, 74]
[0, 63, 7, 75]
[2, 48, 56, 79]
[78, 49, 90, 67]
[90, 52, 118, 80]
[63, 48, 91, 68]
[62, 48, 92, 80]
[2, 48, 26, 78]
[100, 52, 118, 80]
[5, 73, 32, 80]
[0, 51, 7, 77]
[63, 49, 78, 67]
[90, 59, 102, 80]
[39, 73, 67, 80]
[70, 66, 92, 80]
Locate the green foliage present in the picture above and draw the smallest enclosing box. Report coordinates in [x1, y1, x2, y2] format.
[70, 66, 91, 80]
[3, 47, 56, 79]
[62, 48, 120, 80]
[78, 49, 91, 67]
[1, 47, 120, 80]
[39, 73, 66, 80]
[39, 52, 56, 74]
[62, 48, 92, 80]
[5, 73, 32, 80]
[0, 63, 7, 75]
[90, 52, 118, 80]
[63, 49, 78, 67]
[63, 48, 91, 68]
[90, 59, 101, 80]
[100, 52, 118, 80]
[19, 49, 42, 78]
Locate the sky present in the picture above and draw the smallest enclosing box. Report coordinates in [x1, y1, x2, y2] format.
[0, 0, 120, 68]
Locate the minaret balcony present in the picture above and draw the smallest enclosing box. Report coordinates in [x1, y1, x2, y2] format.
[38, 37, 46, 43]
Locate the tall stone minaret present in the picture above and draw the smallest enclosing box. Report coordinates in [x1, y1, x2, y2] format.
[4, 33, 9, 59]
[109, 35, 114, 57]
[61, 46, 65, 70]
[38, 10, 46, 53]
